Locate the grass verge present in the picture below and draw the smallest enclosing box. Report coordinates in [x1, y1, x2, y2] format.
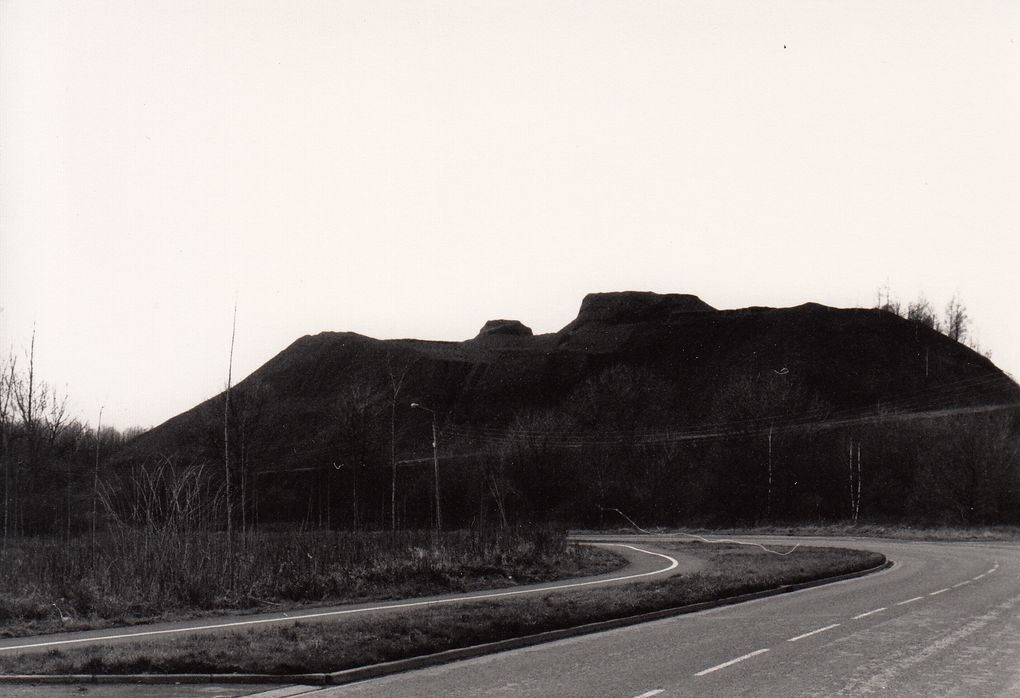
[0, 542, 884, 676]
[0, 528, 621, 639]
[596, 524, 1020, 542]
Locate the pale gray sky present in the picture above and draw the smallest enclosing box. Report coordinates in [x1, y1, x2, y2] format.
[1, 1, 1018, 429]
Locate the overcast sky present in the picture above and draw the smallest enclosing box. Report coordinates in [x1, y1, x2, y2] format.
[1, 1, 1017, 429]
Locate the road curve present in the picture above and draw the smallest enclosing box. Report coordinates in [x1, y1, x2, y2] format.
[313, 535, 1020, 697]
[0, 543, 680, 655]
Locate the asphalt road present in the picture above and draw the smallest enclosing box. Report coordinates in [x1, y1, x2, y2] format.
[309, 535, 1020, 697]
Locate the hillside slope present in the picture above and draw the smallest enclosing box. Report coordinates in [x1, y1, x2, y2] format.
[121, 292, 1020, 527]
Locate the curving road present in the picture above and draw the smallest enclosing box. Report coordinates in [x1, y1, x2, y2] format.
[311, 535, 1020, 697]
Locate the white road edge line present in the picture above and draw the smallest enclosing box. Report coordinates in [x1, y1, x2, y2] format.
[632, 690, 665, 698]
[0, 543, 679, 653]
[695, 648, 770, 676]
[928, 588, 949, 596]
[953, 581, 971, 588]
[973, 574, 986, 581]
[852, 607, 886, 620]
[896, 596, 924, 606]
[787, 623, 841, 642]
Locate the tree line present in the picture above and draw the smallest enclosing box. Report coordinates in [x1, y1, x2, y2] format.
[0, 333, 143, 547]
[197, 360, 1020, 532]
[875, 286, 983, 354]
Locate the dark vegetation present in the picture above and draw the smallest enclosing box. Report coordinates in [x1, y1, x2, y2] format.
[0, 527, 618, 638]
[122, 291, 1018, 530]
[1, 292, 1017, 551]
[0, 542, 884, 676]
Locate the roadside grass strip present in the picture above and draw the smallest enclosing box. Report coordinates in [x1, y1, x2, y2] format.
[0, 529, 621, 642]
[0, 544, 885, 677]
[695, 648, 770, 676]
[0, 544, 676, 654]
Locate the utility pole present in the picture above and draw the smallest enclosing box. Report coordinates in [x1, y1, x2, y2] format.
[411, 403, 441, 532]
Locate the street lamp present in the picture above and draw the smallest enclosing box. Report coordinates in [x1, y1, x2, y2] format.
[410, 403, 441, 531]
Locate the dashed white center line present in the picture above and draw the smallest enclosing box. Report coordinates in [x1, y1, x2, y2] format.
[632, 690, 664, 698]
[787, 623, 841, 642]
[973, 574, 986, 581]
[853, 607, 886, 620]
[928, 588, 949, 596]
[953, 580, 971, 588]
[695, 648, 770, 677]
[896, 596, 924, 606]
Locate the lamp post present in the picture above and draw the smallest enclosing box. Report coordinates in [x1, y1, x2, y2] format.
[410, 403, 441, 531]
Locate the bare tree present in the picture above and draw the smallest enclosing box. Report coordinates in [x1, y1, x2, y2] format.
[12, 328, 50, 536]
[0, 352, 15, 555]
[875, 284, 902, 317]
[232, 378, 269, 533]
[848, 436, 862, 523]
[907, 294, 940, 331]
[386, 354, 413, 530]
[710, 370, 799, 521]
[944, 294, 969, 343]
[483, 444, 513, 529]
[334, 384, 381, 529]
[224, 302, 237, 587]
[91, 406, 104, 556]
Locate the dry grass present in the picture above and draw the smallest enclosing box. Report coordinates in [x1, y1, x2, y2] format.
[578, 524, 1020, 542]
[0, 542, 884, 676]
[0, 527, 620, 639]
[694, 523, 1020, 541]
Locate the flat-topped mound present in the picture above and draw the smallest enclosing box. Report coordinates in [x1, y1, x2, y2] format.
[476, 319, 534, 338]
[560, 291, 715, 332]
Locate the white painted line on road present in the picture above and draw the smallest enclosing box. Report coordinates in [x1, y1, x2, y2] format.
[695, 648, 770, 676]
[973, 573, 986, 580]
[896, 596, 924, 606]
[632, 690, 664, 698]
[852, 607, 886, 620]
[928, 588, 949, 596]
[787, 623, 840, 642]
[987, 568, 996, 574]
[0, 544, 680, 654]
[953, 581, 971, 588]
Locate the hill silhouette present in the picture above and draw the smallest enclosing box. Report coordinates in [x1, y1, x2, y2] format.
[123, 292, 1020, 527]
